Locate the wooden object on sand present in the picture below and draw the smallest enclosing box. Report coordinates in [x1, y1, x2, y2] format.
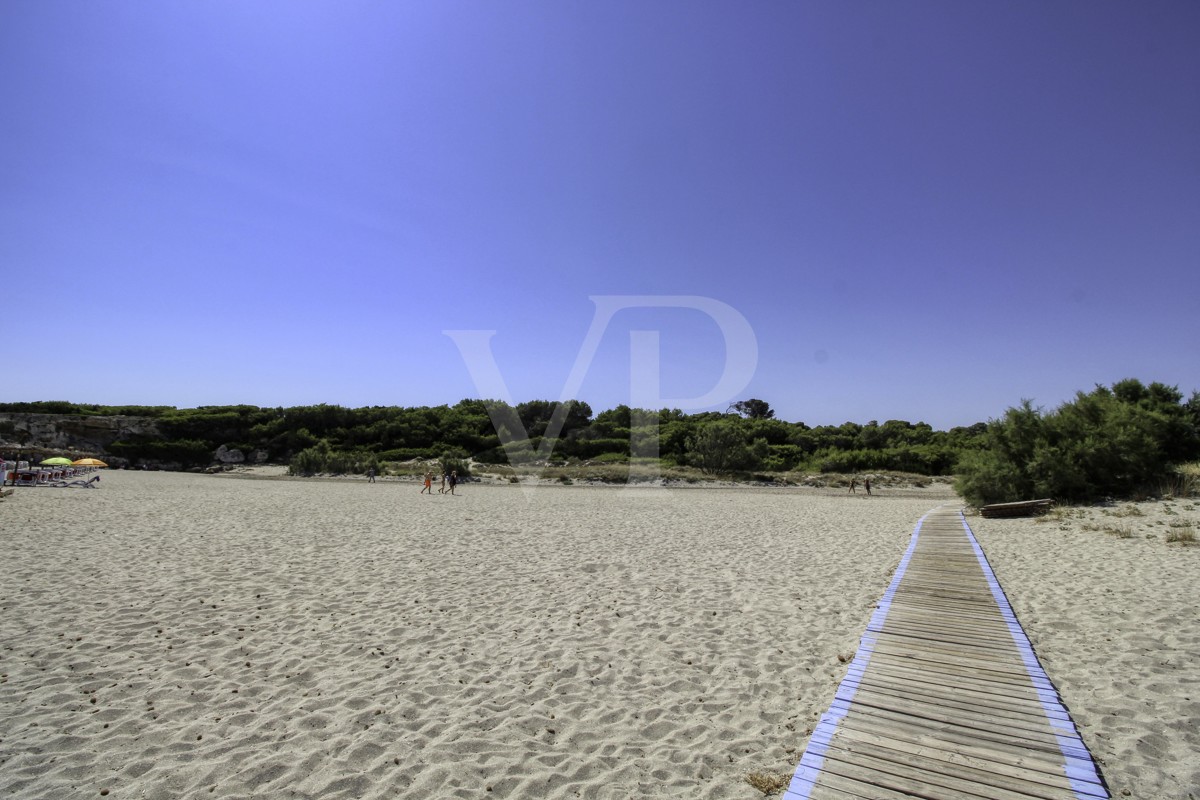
[979, 499, 1054, 518]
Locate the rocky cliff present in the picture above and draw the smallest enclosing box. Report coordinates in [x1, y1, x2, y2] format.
[0, 412, 162, 456]
[0, 412, 271, 469]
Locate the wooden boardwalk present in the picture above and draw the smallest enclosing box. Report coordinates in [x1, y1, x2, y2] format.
[784, 507, 1109, 800]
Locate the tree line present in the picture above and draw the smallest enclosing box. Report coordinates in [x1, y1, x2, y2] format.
[3, 378, 1196, 504]
[0, 397, 984, 477]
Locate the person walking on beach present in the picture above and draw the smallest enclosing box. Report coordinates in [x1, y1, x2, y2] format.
[864, 478, 872, 496]
[367, 467, 376, 483]
[439, 473, 447, 494]
[849, 477, 857, 493]
[421, 471, 433, 494]
[448, 470, 458, 495]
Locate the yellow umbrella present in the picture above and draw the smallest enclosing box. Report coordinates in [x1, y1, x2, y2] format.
[71, 458, 109, 467]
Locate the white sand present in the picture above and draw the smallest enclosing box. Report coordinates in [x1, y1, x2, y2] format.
[972, 501, 1200, 800]
[3, 474, 1195, 798]
[0, 473, 946, 799]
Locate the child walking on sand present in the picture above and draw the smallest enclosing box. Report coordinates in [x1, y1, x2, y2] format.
[421, 472, 433, 494]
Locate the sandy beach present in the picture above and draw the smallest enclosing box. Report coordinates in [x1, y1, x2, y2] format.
[973, 502, 1200, 800]
[1, 474, 1195, 799]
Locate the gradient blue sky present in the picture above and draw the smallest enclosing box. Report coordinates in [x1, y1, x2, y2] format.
[3, 2, 1197, 429]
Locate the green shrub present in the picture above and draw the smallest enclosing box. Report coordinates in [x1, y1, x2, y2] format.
[108, 437, 211, 467]
[375, 447, 438, 462]
[288, 441, 378, 476]
[590, 451, 630, 464]
[956, 381, 1200, 506]
[438, 449, 471, 477]
[470, 446, 509, 465]
[686, 420, 755, 474]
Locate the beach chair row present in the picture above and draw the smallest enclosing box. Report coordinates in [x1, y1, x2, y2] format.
[3, 462, 102, 487]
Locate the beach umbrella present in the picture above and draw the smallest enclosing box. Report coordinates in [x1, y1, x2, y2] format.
[72, 458, 108, 467]
[40, 457, 73, 466]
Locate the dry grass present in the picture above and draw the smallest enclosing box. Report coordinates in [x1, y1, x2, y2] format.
[379, 460, 435, 477]
[1165, 526, 1196, 544]
[745, 771, 791, 795]
[1106, 523, 1135, 539]
[1161, 463, 1200, 499]
[781, 471, 943, 489]
[1107, 504, 1145, 518]
[470, 460, 711, 485]
[1040, 505, 1084, 524]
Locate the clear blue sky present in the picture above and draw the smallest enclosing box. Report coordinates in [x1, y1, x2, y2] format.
[3, 1, 1197, 429]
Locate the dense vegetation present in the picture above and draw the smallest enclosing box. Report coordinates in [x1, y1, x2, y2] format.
[0, 398, 984, 478]
[954, 380, 1200, 505]
[5, 378, 1197, 504]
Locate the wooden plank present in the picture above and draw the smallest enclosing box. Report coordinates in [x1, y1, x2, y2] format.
[822, 739, 1078, 800]
[817, 748, 1008, 800]
[834, 693, 1089, 763]
[871, 622, 1021, 652]
[878, 609, 1010, 632]
[792, 781, 877, 800]
[864, 642, 1032, 671]
[831, 717, 1081, 791]
[891, 580, 996, 598]
[881, 606, 1016, 631]
[850, 669, 1068, 723]
[881, 596, 1009, 622]
[980, 499, 1054, 518]
[805, 769, 941, 800]
[850, 659, 1059, 711]
[863, 640, 1043, 681]
[863, 630, 1034, 668]
[835, 712, 1084, 777]
[835, 687, 1063, 743]
[855, 656, 1050, 699]
[876, 615, 1020, 646]
[842, 681, 1065, 739]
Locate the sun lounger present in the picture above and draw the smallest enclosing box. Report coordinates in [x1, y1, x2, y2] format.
[48, 475, 101, 489]
[13, 471, 40, 487]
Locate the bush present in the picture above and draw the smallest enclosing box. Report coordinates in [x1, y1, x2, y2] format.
[589, 451, 630, 464]
[108, 437, 211, 468]
[562, 437, 631, 459]
[375, 447, 438, 462]
[686, 420, 756, 475]
[288, 441, 377, 476]
[955, 381, 1199, 506]
[470, 446, 509, 465]
[438, 449, 471, 478]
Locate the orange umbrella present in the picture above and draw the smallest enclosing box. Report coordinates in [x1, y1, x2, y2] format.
[71, 458, 108, 467]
